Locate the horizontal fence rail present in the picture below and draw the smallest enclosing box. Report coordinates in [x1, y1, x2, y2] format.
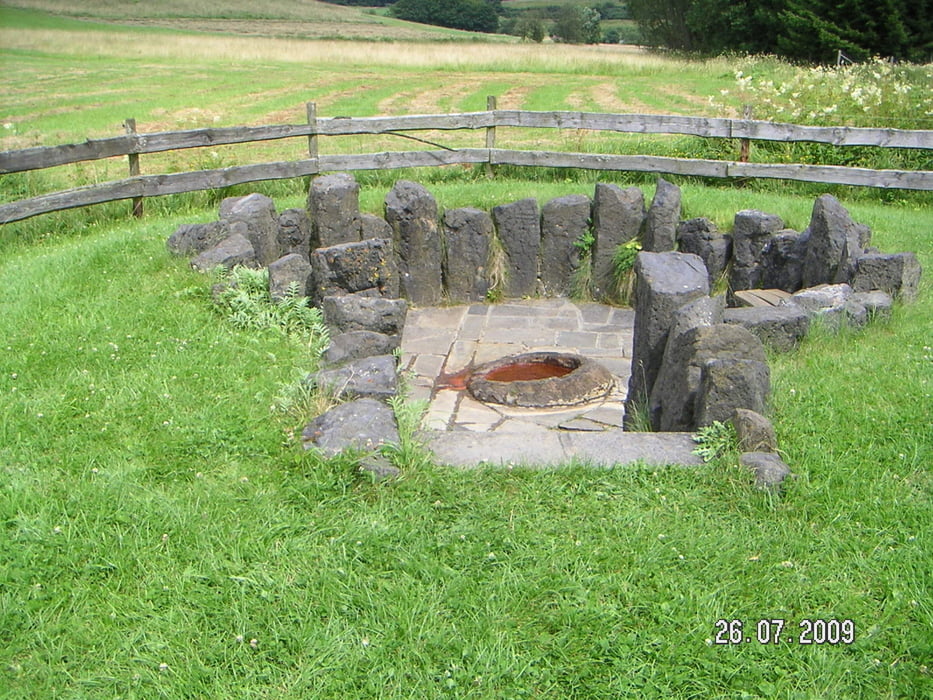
[2, 104, 932, 223]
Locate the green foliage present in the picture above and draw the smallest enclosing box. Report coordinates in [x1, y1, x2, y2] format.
[551, 4, 602, 44]
[573, 228, 595, 254]
[692, 420, 739, 462]
[629, 0, 932, 62]
[212, 266, 330, 357]
[610, 237, 642, 304]
[514, 15, 546, 42]
[384, 392, 432, 470]
[391, 0, 501, 33]
[705, 58, 933, 176]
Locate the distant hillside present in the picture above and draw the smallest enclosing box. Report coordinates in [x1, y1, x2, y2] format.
[0, 0, 506, 40]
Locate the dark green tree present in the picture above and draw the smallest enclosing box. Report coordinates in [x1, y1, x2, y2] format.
[551, 5, 602, 44]
[391, 0, 500, 33]
[515, 16, 547, 42]
[629, 0, 931, 62]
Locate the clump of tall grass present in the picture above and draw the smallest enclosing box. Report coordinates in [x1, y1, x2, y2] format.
[610, 237, 642, 305]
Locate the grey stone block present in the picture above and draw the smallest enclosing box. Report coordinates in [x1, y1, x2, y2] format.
[268, 253, 313, 300]
[801, 194, 871, 288]
[592, 183, 645, 300]
[540, 194, 590, 296]
[385, 180, 442, 306]
[219, 193, 280, 265]
[277, 208, 311, 260]
[723, 304, 810, 352]
[649, 323, 767, 432]
[167, 220, 229, 256]
[323, 330, 400, 366]
[676, 217, 732, 286]
[360, 213, 392, 241]
[852, 252, 922, 302]
[695, 357, 771, 428]
[624, 251, 710, 427]
[443, 207, 493, 303]
[321, 295, 408, 336]
[642, 177, 681, 252]
[731, 408, 778, 453]
[190, 233, 257, 271]
[301, 397, 399, 455]
[760, 229, 806, 292]
[492, 198, 540, 298]
[311, 354, 399, 401]
[309, 238, 398, 304]
[740, 451, 793, 490]
[308, 173, 361, 248]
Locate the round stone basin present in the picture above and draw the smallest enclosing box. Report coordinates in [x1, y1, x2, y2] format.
[467, 351, 614, 408]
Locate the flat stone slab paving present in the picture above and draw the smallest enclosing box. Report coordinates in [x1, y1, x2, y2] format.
[400, 299, 702, 468]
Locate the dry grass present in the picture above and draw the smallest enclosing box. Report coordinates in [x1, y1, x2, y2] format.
[0, 24, 686, 74]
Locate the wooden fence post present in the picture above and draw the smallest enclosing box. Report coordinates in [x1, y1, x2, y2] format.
[307, 102, 318, 160]
[123, 118, 143, 218]
[485, 95, 497, 178]
[739, 104, 752, 163]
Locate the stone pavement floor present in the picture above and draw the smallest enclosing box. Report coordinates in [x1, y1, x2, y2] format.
[399, 299, 703, 468]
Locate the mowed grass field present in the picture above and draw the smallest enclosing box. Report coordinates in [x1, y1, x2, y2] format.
[1, 3, 932, 698]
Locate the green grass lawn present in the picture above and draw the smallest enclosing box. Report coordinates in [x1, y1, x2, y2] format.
[1, 177, 930, 698]
[1, 5, 932, 697]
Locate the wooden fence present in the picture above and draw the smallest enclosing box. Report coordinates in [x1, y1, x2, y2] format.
[1, 100, 932, 223]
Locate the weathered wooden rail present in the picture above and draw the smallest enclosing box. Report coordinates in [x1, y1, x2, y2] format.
[2, 103, 931, 223]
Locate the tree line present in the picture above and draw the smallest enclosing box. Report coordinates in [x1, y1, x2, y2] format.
[319, 0, 932, 62]
[629, 0, 931, 63]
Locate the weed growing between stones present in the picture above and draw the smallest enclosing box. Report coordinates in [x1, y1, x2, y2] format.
[385, 392, 432, 471]
[272, 371, 342, 440]
[484, 232, 508, 302]
[692, 420, 739, 463]
[611, 238, 642, 305]
[570, 228, 596, 300]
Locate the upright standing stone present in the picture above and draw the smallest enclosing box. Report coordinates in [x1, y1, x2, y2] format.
[385, 180, 442, 306]
[760, 229, 806, 292]
[649, 323, 767, 431]
[443, 207, 493, 303]
[220, 193, 280, 265]
[676, 218, 732, 287]
[695, 357, 771, 428]
[592, 183, 645, 300]
[729, 209, 785, 295]
[801, 194, 871, 288]
[623, 251, 709, 428]
[641, 178, 681, 252]
[308, 173, 362, 248]
[540, 194, 590, 297]
[277, 208, 311, 260]
[492, 198, 540, 298]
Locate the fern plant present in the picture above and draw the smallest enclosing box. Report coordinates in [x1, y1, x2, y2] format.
[211, 265, 330, 358]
